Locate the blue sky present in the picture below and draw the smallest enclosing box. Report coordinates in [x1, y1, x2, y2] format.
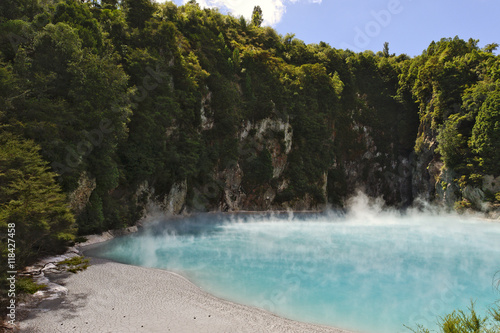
[172, 0, 499, 56]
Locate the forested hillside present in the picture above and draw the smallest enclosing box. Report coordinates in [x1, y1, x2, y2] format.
[1, 0, 499, 269]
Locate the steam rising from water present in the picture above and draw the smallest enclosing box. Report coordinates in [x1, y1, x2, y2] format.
[86, 194, 500, 333]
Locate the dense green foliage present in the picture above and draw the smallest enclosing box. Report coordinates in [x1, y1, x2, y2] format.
[404, 38, 499, 178]
[0, 134, 75, 265]
[0, 0, 498, 256]
[0, 134, 74, 313]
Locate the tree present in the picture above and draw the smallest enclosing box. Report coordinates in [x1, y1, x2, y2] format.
[383, 42, 390, 57]
[483, 43, 499, 54]
[252, 5, 263, 27]
[122, 0, 156, 29]
[436, 114, 468, 170]
[471, 87, 500, 175]
[0, 0, 40, 21]
[0, 133, 75, 267]
[101, 0, 118, 9]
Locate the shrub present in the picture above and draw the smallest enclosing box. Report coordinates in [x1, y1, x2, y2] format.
[16, 277, 47, 294]
[408, 301, 500, 333]
[57, 256, 90, 273]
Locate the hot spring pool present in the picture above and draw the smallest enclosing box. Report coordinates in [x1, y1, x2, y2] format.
[86, 210, 500, 333]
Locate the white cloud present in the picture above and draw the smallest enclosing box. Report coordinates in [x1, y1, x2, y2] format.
[183, 0, 321, 26]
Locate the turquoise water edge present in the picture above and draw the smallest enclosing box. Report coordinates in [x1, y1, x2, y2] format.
[86, 211, 500, 333]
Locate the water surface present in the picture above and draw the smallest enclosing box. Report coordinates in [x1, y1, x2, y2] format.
[86, 209, 500, 333]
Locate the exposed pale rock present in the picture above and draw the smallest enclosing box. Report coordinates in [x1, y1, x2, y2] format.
[200, 90, 214, 130]
[68, 172, 96, 213]
[482, 175, 500, 193]
[164, 180, 188, 214]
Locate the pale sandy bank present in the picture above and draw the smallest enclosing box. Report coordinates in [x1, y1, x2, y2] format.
[19, 258, 353, 333]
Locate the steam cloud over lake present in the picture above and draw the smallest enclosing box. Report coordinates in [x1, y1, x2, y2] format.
[87, 194, 500, 333]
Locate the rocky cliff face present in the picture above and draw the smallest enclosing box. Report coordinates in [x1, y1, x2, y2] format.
[127, 99, 498, 218]
[409, 116, 500, 217]
[205, 116, 303, 212]
[133, 116, 414, 215]
[114, 110, 498, 220]
[340, 123, 414, 208]
[68, 172, 96, 214]
[435, 168, 500, 217]
[134, 179, 188, 218]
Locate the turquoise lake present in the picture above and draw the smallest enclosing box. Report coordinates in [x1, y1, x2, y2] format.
[86, 209, 500, 333]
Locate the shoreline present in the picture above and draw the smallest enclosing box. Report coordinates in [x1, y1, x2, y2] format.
[17, 257, 353, 333]
[14, 210, 498, 332]
[15, 222, 354, 333]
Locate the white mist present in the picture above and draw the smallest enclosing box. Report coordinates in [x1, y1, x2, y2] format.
[87, 197, 500, 333]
